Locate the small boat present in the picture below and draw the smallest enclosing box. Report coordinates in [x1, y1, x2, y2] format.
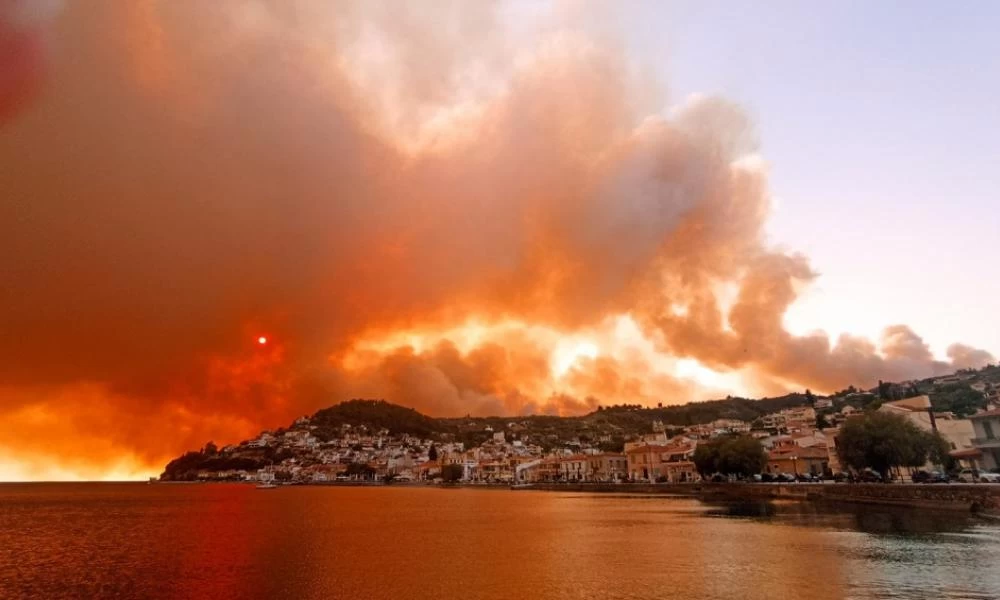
[256, 482, 278, 489]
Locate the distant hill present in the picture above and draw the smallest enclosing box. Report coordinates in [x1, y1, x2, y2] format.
[586, 394, 811, 428]
[310, 399, 448, 440]
[301, 393, 814, 450]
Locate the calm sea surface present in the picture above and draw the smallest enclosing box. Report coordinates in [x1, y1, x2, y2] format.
[1, 483, 999, 600]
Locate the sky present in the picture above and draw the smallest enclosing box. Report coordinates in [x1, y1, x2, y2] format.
[0, 0, 997, 480]
[622, 0, 1000, 355]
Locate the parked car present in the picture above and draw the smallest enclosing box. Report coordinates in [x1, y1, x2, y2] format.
[954, 468, 979, 483]
[857, 470, 883, 483]
[951, 468, 1000, 483]
[930, 471, 951, 484]
[957, 469, 1000, 483]
[912, 470, 949, 484]
[772, 473, 796, 483]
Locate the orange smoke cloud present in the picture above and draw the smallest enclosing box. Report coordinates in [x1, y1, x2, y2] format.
[0, 1, 993, 479]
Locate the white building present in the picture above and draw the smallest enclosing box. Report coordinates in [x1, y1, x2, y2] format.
[761, 413, 787, 430]
[970, 409, 1000, 470]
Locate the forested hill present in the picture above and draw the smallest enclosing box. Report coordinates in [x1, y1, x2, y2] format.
[310, 399, 447, 440]
[305, 394, 813, 443]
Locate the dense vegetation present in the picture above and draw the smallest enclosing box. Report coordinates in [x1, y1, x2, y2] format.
[927, 384, 987, 417]
[836, 412, 951, 478]
[591, 393, 811, 427]
[160, 442, 293, 481]
[692, 436, 768, 478]
[311, 399, 448, 440]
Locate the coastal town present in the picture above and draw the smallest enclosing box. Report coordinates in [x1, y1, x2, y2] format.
[160, 365, 1000, 486]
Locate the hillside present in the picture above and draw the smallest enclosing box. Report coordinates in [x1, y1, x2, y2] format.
[310, 399, 448, 440]
[160, 363, 1000, 480]
[827, 365, 999, 417]
[159, 393, 813, 479]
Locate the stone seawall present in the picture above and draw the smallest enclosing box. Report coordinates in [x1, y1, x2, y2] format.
[514, 482, 1000, 514]
[819, 483, 1000, 513]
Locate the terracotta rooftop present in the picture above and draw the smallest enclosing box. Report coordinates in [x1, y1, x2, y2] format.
[881, 396, 932, 411]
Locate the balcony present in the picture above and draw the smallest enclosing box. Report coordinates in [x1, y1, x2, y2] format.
[971, 437, 1000, 448]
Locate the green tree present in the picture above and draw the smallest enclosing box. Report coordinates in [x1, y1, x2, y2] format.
[428, 444, 438, 461]
[836, 412, 932, 479]
[816, 413, 831, 430]
[694, 436, 766, 478]
[693, 443, 720, 478]
[717, 436, 768, 477]
[441, 464, 464, 483]
[922, 431, 955, 471]
[929, 384, 986, 417]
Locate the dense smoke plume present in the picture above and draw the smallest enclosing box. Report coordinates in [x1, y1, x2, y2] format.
[0, 1, 993, 478]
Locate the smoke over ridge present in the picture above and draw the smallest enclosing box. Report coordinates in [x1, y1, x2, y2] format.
[0, 1, 992, 479]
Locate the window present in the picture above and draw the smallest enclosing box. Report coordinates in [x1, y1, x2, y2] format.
[985, 421, 996, 440]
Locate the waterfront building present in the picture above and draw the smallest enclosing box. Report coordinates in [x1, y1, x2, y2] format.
[969, 409, 1000, 470]
[626, 442, 698, 482]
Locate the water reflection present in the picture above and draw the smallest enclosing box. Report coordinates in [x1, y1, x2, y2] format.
[703, 499, 981, 535]
[702, 498, 1000, 600]
[0, 484, 998, 600]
